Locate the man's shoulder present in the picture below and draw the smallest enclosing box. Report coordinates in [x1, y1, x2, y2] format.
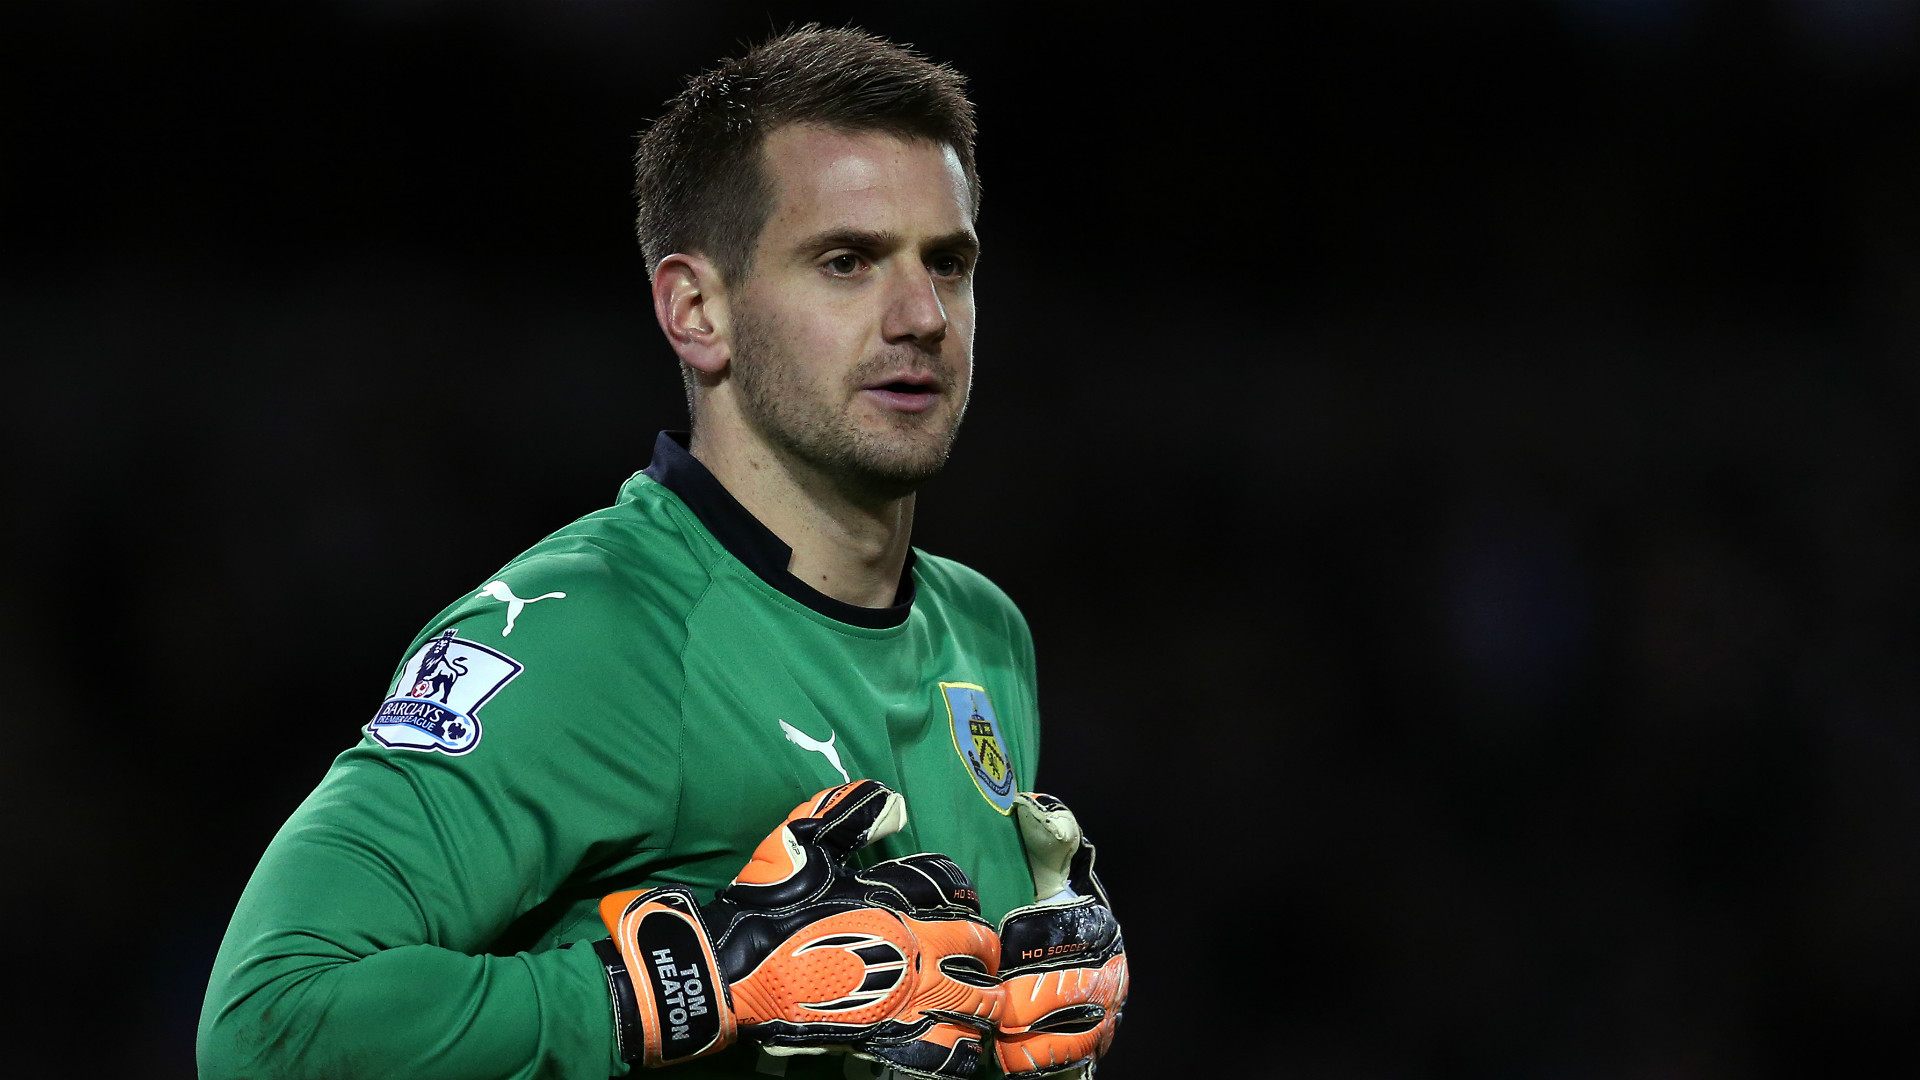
[409, 476, 718, 646]
[505, 472, 715, 587]
[911, 550, 1027, 624]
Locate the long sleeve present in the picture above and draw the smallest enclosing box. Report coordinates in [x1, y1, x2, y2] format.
[199, 542, 693, 1080]
[196, 759, 623, 1079]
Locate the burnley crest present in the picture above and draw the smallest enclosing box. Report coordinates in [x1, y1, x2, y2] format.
[941, 682, 1015, 813]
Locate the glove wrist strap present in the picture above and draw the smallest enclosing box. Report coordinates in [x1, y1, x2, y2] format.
[592, 939, 644, 1066]
[599, 887, 738, 1067]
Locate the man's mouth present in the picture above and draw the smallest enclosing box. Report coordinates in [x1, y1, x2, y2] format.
[861, 372, 943, 413]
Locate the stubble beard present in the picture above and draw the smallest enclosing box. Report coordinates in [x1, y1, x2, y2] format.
[729, 306, 968, 504]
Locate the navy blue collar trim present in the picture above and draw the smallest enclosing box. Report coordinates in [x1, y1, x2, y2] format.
[643, 431, 916, 629]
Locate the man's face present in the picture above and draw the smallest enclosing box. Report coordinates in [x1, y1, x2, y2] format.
[725, 123, 978, 501]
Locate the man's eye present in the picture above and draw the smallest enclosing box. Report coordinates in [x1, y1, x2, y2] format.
[827, 254, 862, 274]
[929, 255, 967, 278]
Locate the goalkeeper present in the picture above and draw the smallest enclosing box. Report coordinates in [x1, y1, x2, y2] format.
[198, 24, 1126, 1080]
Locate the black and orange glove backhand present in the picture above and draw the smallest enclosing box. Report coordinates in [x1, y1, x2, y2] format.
[596, 781, 1001, 1077]
[854, 853, 1004, 1079]
[994, 793, 1129, 1080]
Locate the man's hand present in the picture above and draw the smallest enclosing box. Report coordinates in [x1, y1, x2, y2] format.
[993, 793, 1129, 1080]
[854, 852, 1004, 1079]
[596, 781, 1001, 1076]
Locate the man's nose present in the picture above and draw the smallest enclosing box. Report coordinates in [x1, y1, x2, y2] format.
[883, 264, 948, 346]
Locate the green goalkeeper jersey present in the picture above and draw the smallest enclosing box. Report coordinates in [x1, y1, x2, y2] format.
[199, 433, 1042, 1080]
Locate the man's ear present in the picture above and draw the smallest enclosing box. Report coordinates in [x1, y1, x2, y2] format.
[652, 253, 731, 375]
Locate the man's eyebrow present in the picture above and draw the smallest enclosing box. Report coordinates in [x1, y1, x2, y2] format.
[796, 227, 892, 253]
[926, 229, 982, 259]
[794, 227, 980, 258]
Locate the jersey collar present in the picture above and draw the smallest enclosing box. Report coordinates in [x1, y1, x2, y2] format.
[642, 431, 916, 629]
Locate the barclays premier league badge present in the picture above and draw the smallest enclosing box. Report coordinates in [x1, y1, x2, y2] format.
[368, 630, 522, 754]
[941, 682, 1015, 814]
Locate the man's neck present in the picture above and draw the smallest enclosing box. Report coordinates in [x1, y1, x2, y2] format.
[689, 425, 915, 610]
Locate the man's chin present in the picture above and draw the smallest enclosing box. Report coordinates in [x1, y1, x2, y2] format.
[842, 451, 951, 501]
[832, 430, 959, 501]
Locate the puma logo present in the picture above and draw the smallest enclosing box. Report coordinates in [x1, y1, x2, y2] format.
[476, 580, 567, 636]
[779, 719, 849, 783]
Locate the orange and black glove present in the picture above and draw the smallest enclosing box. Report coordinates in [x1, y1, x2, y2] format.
[993, 793, 1129, 1080]
[852, 852, 1004, 1078]
[596, 781, 1001, 1077]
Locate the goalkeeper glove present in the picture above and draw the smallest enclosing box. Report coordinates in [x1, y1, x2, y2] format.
[595, 780, 1001, 1076]
[993, 793, 1129, 1080]
[853, 851, 1004, 1078]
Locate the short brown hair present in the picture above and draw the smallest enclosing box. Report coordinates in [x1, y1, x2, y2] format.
[632, 25, 979, 284]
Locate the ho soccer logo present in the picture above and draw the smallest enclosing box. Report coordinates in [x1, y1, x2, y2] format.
[795, 933, 908, 1012]
[367, 630, 522, 754]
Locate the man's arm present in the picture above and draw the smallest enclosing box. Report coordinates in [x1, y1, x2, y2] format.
[199, 562, 687, 1080]
[198, 767, 621, 1079]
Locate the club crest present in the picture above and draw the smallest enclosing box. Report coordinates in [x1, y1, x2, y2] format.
[941, 682, 1015, 814]
[368, 629, 522, 754]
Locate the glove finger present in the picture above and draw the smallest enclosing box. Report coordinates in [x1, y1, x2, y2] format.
[907, 911, 1003, 1019]
[1012, 793, 1080, 901]
[859, 852, 982, 916]
[862, 854, 1001, 1012]
[793, 780, 908, 862]
[730, 781, 906, 896]
[1012, 792, 1104, 905]
[998, 959, 1122, 1031]
[859, 1019, 987, 1080]
[857, 854, 1002, 1079]
[996, 952, 1127, 1080]
[996, 1026, 1112, 1080]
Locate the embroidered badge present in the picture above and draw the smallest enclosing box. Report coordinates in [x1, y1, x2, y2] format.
[941, 682, 1015, 814]
[368, 629, 522, 754]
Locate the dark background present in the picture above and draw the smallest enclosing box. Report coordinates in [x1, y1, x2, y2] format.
[5, 0, 1919, 1075]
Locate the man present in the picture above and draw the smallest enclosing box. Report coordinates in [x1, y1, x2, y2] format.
[199, 26, 1124, 1080]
